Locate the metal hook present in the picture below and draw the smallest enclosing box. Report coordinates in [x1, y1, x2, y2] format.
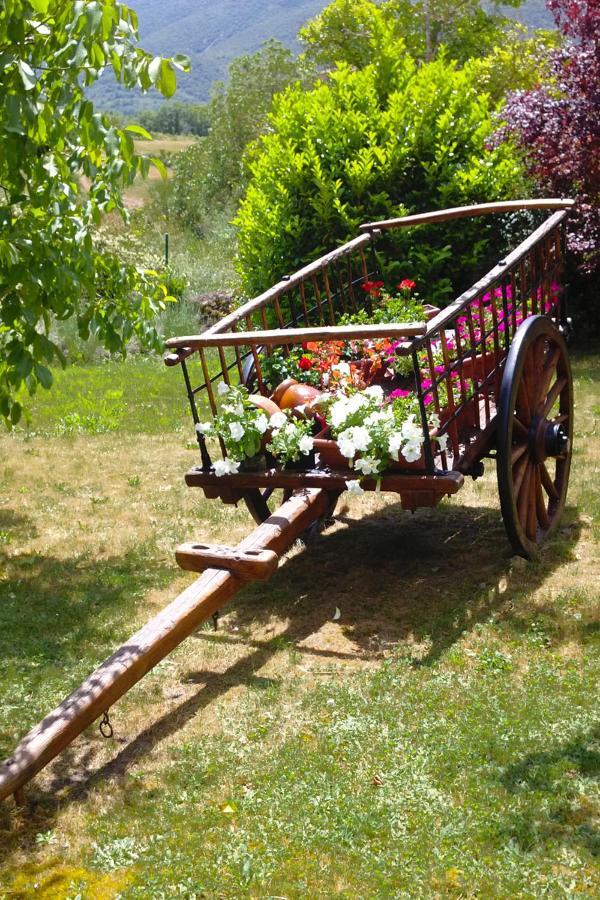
[99, 710, 113, 739]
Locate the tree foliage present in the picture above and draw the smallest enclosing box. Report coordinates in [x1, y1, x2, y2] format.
[300, 0, 527, 68]
[235, 47, 527, 303]
[169, 41, 308, 232]
[497, 0, 600, 271]
[138, 101, 210, 136]
[0, 0, 188, 426]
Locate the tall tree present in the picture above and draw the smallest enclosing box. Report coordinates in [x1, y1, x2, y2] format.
[0, 0, 188, 426]
[497, 0, 600, 272]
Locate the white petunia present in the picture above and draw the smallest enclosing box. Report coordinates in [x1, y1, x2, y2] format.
[330, 398, 350, 429]
[299, 434, 314, 455]
[364, 385, 384, 401]
[195, 421, 213, 435]
[350, 426, 371, 452]
[337, 434, 356, 459]
[345, 479, 364, 494]
[270, 411, 287, 430]
[388, 431, 404, 460]
[401, 440, 422, 463]
[365, 409, 392, 426]
[255, 414, 269, 434]
[229, 421, 245, 441]
[332, 361, 351, 377]
[214, 458, 240, 476]
[217, 381, 231, 396]
[354, 456, 380, 475]
[436, 433, 449, 452]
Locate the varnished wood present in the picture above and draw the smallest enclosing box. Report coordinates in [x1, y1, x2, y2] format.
[360, 199, 574, 232]
[166, 321, 427, 351]
[0, 489, 330, 803]
[175, 543, 279, 580]
[185, 465, 464, 497]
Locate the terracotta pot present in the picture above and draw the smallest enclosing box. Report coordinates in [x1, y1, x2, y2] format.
[248, 393, 281, 450]
[313, 438, 425, 473]
[278, 382, 321, 415]
[248, 394, 280, 418]
[271, 378, 298, 406]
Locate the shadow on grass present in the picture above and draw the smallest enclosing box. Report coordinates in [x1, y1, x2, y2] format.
[501, 724, 600, 856]
[0, 497, 583, 857]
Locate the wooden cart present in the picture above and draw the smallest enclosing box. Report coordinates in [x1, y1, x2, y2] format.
[0, 198, 575, 806]
[166, 199, 575, 561]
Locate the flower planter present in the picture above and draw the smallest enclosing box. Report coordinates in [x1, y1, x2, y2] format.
[313, 438, 425, 472]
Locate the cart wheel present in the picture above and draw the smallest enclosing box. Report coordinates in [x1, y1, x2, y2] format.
[243, 488, 340, 525]
[497, 315, 573, 558]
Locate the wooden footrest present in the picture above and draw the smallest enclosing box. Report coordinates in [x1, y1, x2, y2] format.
[175, 543, 279, 580]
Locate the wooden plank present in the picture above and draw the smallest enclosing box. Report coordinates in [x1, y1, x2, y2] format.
[166, 321, 426, 351]
[360, 199, 574, 232]
[185, 466, 464, 496]
[0, 489, 330, 804]
[175, 544, 279, 580]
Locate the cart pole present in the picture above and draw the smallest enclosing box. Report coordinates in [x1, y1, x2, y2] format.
[0, 489, 329, 805]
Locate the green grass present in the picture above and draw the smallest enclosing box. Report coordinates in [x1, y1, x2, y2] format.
[0, 348, 598, 898]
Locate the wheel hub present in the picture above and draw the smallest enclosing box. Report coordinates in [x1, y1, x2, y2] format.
[529, 417, 569, 461]
[544, 422, 570, 458]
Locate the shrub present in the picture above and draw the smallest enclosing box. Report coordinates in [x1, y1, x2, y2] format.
[235, 51, 527, 304]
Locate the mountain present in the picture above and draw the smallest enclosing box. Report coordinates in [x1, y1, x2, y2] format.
[91, 0, 555, 114]
[90, 0, 328, 114]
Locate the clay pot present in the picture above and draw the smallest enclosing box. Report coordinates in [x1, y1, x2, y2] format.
[248, 394, 281, 450]
[271, 378, 298, 406]
[248, 394, 281, 419]
[278, 382, 321, 416]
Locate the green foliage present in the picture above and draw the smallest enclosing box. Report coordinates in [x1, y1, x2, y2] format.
[169, 40, 309, 232]
[300, 0, 527, 68]
[235, 52, 527, 303]
[0, 0, 190, 427]
[137, 101, 210, 136]
[300, 0, 557, 101]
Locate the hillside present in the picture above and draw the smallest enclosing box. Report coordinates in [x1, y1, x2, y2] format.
[92, 0, 555, 114]
[90, 0, 328, 113]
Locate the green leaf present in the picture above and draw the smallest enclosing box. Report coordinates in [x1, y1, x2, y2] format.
[157, 60, 176, 98]
[29, 0, 49, 12]
[149, 156, 167, 180]
[10, 401, 22, 426]
[34, 364, 53, 390]
[125, 123, 152, 140]
[17, 60, 36, 91]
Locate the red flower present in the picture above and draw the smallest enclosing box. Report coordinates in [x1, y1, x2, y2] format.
[298, 356, 313, 371]
[361, 280, 385, 296]
[398, 279, 416, 291]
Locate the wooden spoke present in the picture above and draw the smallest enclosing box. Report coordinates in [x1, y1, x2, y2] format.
[516, 378, 532, 423]
[536, 345, 560, 409]
[541, 376, 568, 419]
[539, 461, 559, 501]
[535, 469, 550, 529]
[512, 416, 529, 439]
[511, 443, 528, 465]
[526, 468, 538, 542]
[551, 413, 569, 425]
[513, 452, 530, 498]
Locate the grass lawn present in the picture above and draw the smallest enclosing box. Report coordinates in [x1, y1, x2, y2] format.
[0, 349, 598, 898]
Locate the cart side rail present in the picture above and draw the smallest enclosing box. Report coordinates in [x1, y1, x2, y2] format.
[360, 198, 574, 233]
